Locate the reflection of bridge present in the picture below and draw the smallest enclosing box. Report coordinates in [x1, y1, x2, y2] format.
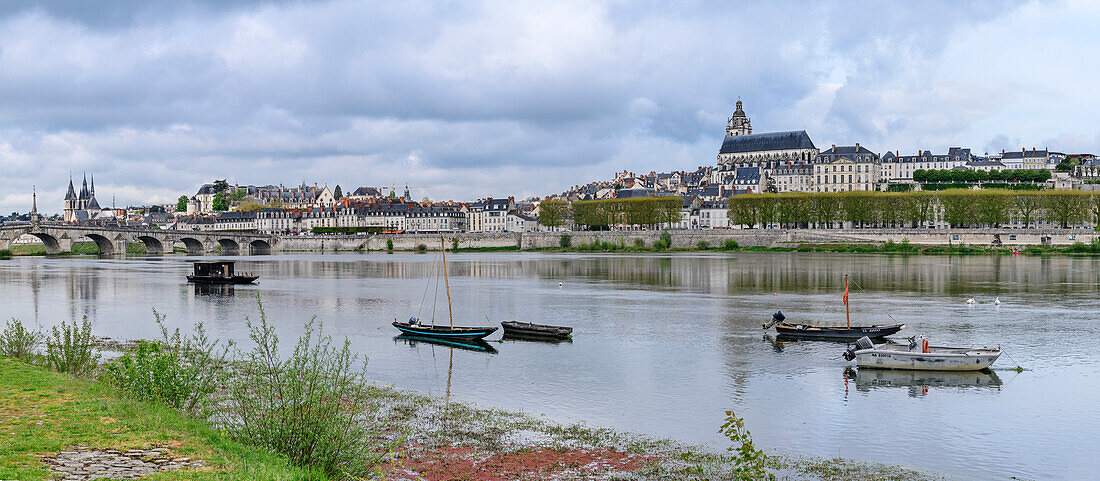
[0, 224, 277, 255]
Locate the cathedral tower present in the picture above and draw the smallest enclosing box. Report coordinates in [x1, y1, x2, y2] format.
[726, 99, 752, 137]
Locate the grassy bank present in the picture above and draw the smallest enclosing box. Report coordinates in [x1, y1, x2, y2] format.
[0, 356, 327, 480]
[7, 242, 148, 256]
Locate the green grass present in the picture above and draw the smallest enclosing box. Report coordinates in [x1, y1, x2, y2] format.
[0, 357, 328, 480]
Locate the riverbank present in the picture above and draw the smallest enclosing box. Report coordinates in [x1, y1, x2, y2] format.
[0, 356, 325, 480]
[1, 353, 952, 481]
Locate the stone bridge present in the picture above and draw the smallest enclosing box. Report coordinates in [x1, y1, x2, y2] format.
[0, 224, 278, 256]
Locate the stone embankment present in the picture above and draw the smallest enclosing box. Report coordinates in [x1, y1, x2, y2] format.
[275, 228, 1100, 252]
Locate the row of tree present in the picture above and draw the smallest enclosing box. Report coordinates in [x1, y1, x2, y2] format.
[539, 197, 683, 229]
[912, 168, 1052, 183]
[727, 190, 1100, 229]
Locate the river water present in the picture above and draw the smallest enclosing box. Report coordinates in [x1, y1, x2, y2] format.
[1, 252, 1096, 480]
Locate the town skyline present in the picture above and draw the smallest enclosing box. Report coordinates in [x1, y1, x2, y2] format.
[4, 1, 1100, 214]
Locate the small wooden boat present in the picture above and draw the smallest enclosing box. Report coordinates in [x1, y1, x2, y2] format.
[394, 234, 497, 341]
[392, 318, 497, 340]
[764, 275, 903, 341]
[186, 261, 257, 284]
[500, 321, 572, 340]
[844, 336, 1002, 371]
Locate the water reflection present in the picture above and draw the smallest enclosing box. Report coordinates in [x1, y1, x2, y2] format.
[845, 367, 1003, 397]
[193, 283, 236, 297]
[394, 334, 498, 354]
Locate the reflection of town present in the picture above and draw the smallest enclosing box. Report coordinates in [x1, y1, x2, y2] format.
[245, 253, 1100, 297]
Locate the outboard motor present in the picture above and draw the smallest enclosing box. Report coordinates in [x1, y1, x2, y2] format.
[844, 336, 875, 362]
[763, 310, 786, 329]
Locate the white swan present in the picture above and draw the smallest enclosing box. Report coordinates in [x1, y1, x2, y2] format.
[966, 298, 976, 305]
[994, 297, 1001, 306]
[558, 282, 563, 287]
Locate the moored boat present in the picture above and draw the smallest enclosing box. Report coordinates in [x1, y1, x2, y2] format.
[394, 234, 498, 341]
[500, 321, 572, 340]
[764, 275, 903, 341]
[392, 318, 497, 340]
[186, 261, 258, 284]
[843, 336, 1002, 371]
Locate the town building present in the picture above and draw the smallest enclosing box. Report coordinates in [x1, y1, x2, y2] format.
[814, 144, 881, 192]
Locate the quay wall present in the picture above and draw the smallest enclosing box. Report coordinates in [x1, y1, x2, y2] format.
[272, 228, 1100, 252]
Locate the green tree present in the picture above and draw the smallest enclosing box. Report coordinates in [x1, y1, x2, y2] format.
[176, 195, 189, 212]
[212, 179, 229, 194]
[212, 191, 229, 211]
[1043, 191, 1087, 228]
[974, 191, 1010, 227]
[1012, 193, 1042, 228]
[538, 199, 570, 228]
[656, 197, 683, 228]
[230, 188, 246, 202]
[728, 196, 758, 228]
[937, 190, 974, 227]
[809, 194, 840, 228]
[334, 185, 343, 199]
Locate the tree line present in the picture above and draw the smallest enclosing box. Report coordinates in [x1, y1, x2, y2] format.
[912, 168, 1051, 183]
[727, 190, 1100, 229]
[539, 197, 683, 229]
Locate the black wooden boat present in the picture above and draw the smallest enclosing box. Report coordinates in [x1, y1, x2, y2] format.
[500, 321, 572, 340]
[393, 318, 497, 340]
[186, 261, 258, 284]
[395, 334, 498, 353]
[763, 274, 904, 341]
[772, 321, 905, 340]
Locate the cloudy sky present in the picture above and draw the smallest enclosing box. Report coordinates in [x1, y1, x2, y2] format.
[1, 0, 1098, 214]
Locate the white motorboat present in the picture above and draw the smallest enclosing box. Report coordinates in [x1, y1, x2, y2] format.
[843, 336, 1001, 371]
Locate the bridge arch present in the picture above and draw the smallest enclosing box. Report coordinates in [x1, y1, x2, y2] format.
[178, 237, 205, 255]
[135, 235, 165, 255]
[217, 238, 240, 255]
[84, 234, 116, 256]
[248, 239, 271, 255]
[30, 233, 62, 255]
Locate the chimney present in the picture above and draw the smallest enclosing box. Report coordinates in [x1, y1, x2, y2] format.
[855, 142, 860, 150]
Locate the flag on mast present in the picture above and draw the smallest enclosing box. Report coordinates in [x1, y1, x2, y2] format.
[843, 279, 849, 306]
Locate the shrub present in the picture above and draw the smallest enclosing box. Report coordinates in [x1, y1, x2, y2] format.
[45, 317, 100, 375]
[559, 234, 572, 248]
[653, 231, 673, 250]
[633, 238, 645, 248]
[105, 341, 191, 409]
[697, 241, 710, 250]
[720, 410, 774, 481]
[0, 318, 42, 360]
[722, 240, 740, 251]
[224, 300, 378, 478]
[0, 248, 11, 259]
[151, 310, 231, 414]
[451, 238, 459, 250]
[386, 238, 393, 251]
[415, 244, 427, 253]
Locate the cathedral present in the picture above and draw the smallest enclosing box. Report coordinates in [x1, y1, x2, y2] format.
[713, 100, 818, 185]
[63, 174, 107, 222]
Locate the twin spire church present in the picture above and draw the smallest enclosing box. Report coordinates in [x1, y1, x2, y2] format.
[63, 174, 109, 222]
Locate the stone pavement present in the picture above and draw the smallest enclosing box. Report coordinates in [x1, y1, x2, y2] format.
[39, 446, 203, 480]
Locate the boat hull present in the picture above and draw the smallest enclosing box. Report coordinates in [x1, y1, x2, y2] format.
[391, 322, 498, 340]
[775, 323, 904, 340]
[500, 321, 572, 340]
[186, 275, 258, 285]
[854, 347, 1001, 371]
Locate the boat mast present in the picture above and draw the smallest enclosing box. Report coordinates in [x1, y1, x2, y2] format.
[845, 274, 850, 330]
[441, 235, 454, 328]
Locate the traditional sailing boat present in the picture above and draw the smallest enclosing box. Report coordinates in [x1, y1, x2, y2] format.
[392, 235, 499, 340]
[763, 274, 905, 341]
